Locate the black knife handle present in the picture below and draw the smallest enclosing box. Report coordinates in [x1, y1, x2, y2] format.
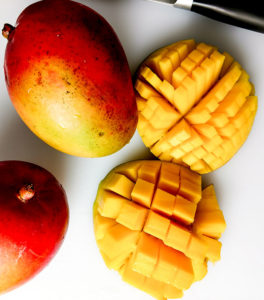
[191, 0, 264, 33]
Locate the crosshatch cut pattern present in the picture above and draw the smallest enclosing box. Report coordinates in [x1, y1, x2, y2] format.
[93, 160, 226, 299]
[135, 40, 258, 174]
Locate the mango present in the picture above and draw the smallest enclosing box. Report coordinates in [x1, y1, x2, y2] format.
[93, 160, 226, 299]
[2, 0, 137, 157]
[0, 161, 69, 294]
[135, 40, 257, 173]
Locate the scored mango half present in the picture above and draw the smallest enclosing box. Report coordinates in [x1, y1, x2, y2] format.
[93, 160, 226, 299]
[135, 40, 257, 174]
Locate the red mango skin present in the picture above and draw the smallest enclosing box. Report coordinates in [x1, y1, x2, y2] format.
[0, 161, 69, 294]
[4, 0, 138, 157]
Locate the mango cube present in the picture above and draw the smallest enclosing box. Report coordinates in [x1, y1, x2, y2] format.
[98, 224, 139, 260]
[131, 178, 155, 208]
[165, 222, 191, 253]
[144, 210, 170, 241]
[98, 190, 126, 219]
[152, 188, 176, 216]
[131, 233, 161, 277]
[152, 244, 180, 284]
[116, 201, 148, 231]
[105, 173, 134, 199]
[173, 195, 197, 225]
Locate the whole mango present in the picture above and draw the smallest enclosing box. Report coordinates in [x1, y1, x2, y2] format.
[0, 161, 69, 294]
[2, 0, 137, 157]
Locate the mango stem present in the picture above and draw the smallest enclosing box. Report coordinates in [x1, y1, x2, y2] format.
[17, 184, 35, 203]
[2, 23, 15, 40]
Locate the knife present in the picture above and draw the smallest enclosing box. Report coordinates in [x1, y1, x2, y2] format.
[147, 0, 264, 33]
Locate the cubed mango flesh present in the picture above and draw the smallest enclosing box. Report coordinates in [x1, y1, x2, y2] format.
[94, 160, 226, 299]
[134, 39, 257, 174]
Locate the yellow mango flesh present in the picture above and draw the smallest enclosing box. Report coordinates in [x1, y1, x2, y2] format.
[135, 40, 257, 174]
[94, 161, 226, 299]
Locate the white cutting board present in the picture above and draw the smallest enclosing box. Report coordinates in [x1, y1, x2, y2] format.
[0, 1, 263, 299]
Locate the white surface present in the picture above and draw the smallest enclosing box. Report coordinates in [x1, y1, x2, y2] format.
[0, 0, 263, 299]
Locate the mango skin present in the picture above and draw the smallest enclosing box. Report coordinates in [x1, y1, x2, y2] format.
[0, 161, 69, 294]
[4, 0, 137, 157]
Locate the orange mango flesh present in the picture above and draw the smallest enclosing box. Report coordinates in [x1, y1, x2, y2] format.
[135, 40, 258, 174]
[94, 160, 226, 299]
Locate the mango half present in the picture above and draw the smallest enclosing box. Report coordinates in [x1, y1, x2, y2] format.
[135, 40, 257, 173]
[93, 160, 226, 299]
